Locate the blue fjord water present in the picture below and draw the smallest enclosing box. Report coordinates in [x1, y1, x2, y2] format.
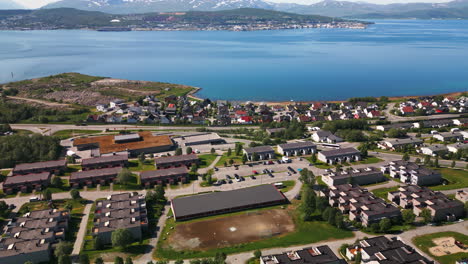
[0, 19, 468, 101]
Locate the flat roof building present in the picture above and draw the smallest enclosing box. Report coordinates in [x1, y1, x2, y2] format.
[177, 133, 226, 146]
[73, 131, 174, 156]
[261, 245, 346, 264]
[321, 167, 386, 187]
[381, 160, 442, 186]
[171, 185, 287, 221]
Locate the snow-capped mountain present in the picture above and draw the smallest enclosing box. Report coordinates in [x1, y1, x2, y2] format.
[44, 0, 274, 14]
[0, 0, 24, 9]
[42, 0, 468, 17]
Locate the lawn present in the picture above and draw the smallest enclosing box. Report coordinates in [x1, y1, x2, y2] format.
[128, 160, 155, 172]
[215, 153, 243, 167]
[198, 154, 218, 168]
[154, 204, 353, 260]
[371, 186, 400, 201]
[52, 129, 102, 140]
[413, 232, 468, 264]
[430, 168, 468, 191]
[351, 156, 384, 165]
[278, 180, 296, 193]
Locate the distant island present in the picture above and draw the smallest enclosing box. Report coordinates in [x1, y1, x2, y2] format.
[0, 8, 370, 31]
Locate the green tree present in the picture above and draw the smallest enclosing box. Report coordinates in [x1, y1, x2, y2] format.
[51, 176, 63, 188]
[227, 148, 232, 157]
[242, 154, 248, 165]
[186, 147, 193, 154]
[402, 153, 410, 161]
[175, 260, 184, 264]
[310, 153, 317, 164]
[175, 148, 183, 156]
[70, 189, 80, 200]
[111, 229, 134, 249]
[252, 152, 259, 161]
[125, 257, 133, 264]
[79, 254, 90, 264]
[379, 218, 392, 233]
[451, 160, 456, 168]
[402, 209, 416, 225]
[229, 159, 234, 166]
[114, 257, 124, 264]
[54, 241, 73, 258]
[155, 184, 165, 201]
[43, 188, 52, 201]
[210, 148, 216, 155]
[387, 128, 407, 138]
[117, 168, 132, 185]
[370, 223, 380, 233]
[355, 251, 362, 264]
[24, 262, 33, 264]
[95, 257, 104, 264]
[299, 168, 315, 187]
[138, 153, 146, 164]
[94, 236, 104, 250]
[335, 212, 345, 229]
[235, 143, 243, 156]
[254, 249, 262, 259]
[58, 256, 71, 264]
[423, 155, 431, 165]
[420, 208, 432, 224]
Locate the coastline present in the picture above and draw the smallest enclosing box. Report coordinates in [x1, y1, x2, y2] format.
[190, 85, 466, 105]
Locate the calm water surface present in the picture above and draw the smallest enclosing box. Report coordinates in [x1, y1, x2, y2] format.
[1, 19, 468, 101]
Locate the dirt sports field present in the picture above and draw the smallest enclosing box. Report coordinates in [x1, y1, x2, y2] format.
[429, 237, 468, 256]
[168, 209, 294, 251]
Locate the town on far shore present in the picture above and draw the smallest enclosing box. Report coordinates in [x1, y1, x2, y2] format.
[0, 73, 467, 264]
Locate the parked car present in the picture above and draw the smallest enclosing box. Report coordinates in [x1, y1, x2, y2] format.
[252, 170, 258, 174]
[225, 175, 231, 180]
[214, 167, 219, 171]
[251, 175, 256, 180]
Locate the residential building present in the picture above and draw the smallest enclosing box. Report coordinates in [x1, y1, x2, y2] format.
[2, 172, 52, 194]
[321, 167, 386, 187]
[175, 133, 225, 147]
[381, 160, 442, 186]
[81, 154, 128, 170]
[311, 130, 343, 143]
[140, 167, 189, 187]
[318, 148, 361, 164]
[155, 154, 199, 169]
[243, 146, 275, 161]
[346, 236, 433, 264]
[328, 184, 400, 226]
[388, 186, 464, 222]
[378, 137, 423, 150]
[69, 167, 123, 188]
[260, 245, 346, 264]
[277, 142, 316, 156]
[447, 143, 468, 153]
[12, 160, 67, 175]
[433, 131, 463, 142]
[419, 144, 448, 157]
[92, 193, 148, 244]
[375, 123, 413, 131]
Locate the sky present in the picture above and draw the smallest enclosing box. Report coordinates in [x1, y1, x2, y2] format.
[13, 0, 454, 8]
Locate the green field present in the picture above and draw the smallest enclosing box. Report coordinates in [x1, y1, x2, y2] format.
[154, 204, 353, 260]
[198, 154, 218, 168]
[352, 156, 384, 165]
[431, 168, 468, 191]
[278, 180, 296, 193]
[128, 160, 155, 172]
[52, 129, 102, 139]
[413, 232, 468, 264]
[216, 153, 243, 167]
[371, 186, 400, 201]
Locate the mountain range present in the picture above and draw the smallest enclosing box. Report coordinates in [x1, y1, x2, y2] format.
[2, 0, 468, 18]
[0, 0, 23, 9]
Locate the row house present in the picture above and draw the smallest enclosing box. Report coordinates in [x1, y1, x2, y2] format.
[140, 167, 189, 187]
[377, 137, 423, 151]
[2, 172, 52, 194]
[69, 167, 123, 188]
[155, 154, 199, 169]
[321, 167, 386, 187]
[243, 146, 275, 161]
[93, 193, 148, 244]
[388, 186, 464, 222]
[260, 245, 346, 264]
[12, 160, 67, 175]
[277, 142, 317, 156]
[318, 147, 361, 165]
[311, 130, 343, 143]
[81, 154, 128, 170]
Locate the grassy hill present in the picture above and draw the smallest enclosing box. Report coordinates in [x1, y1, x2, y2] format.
[2, 73, 196, 107]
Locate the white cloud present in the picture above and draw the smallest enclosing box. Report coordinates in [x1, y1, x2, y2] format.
[14, 0, 60, 9]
